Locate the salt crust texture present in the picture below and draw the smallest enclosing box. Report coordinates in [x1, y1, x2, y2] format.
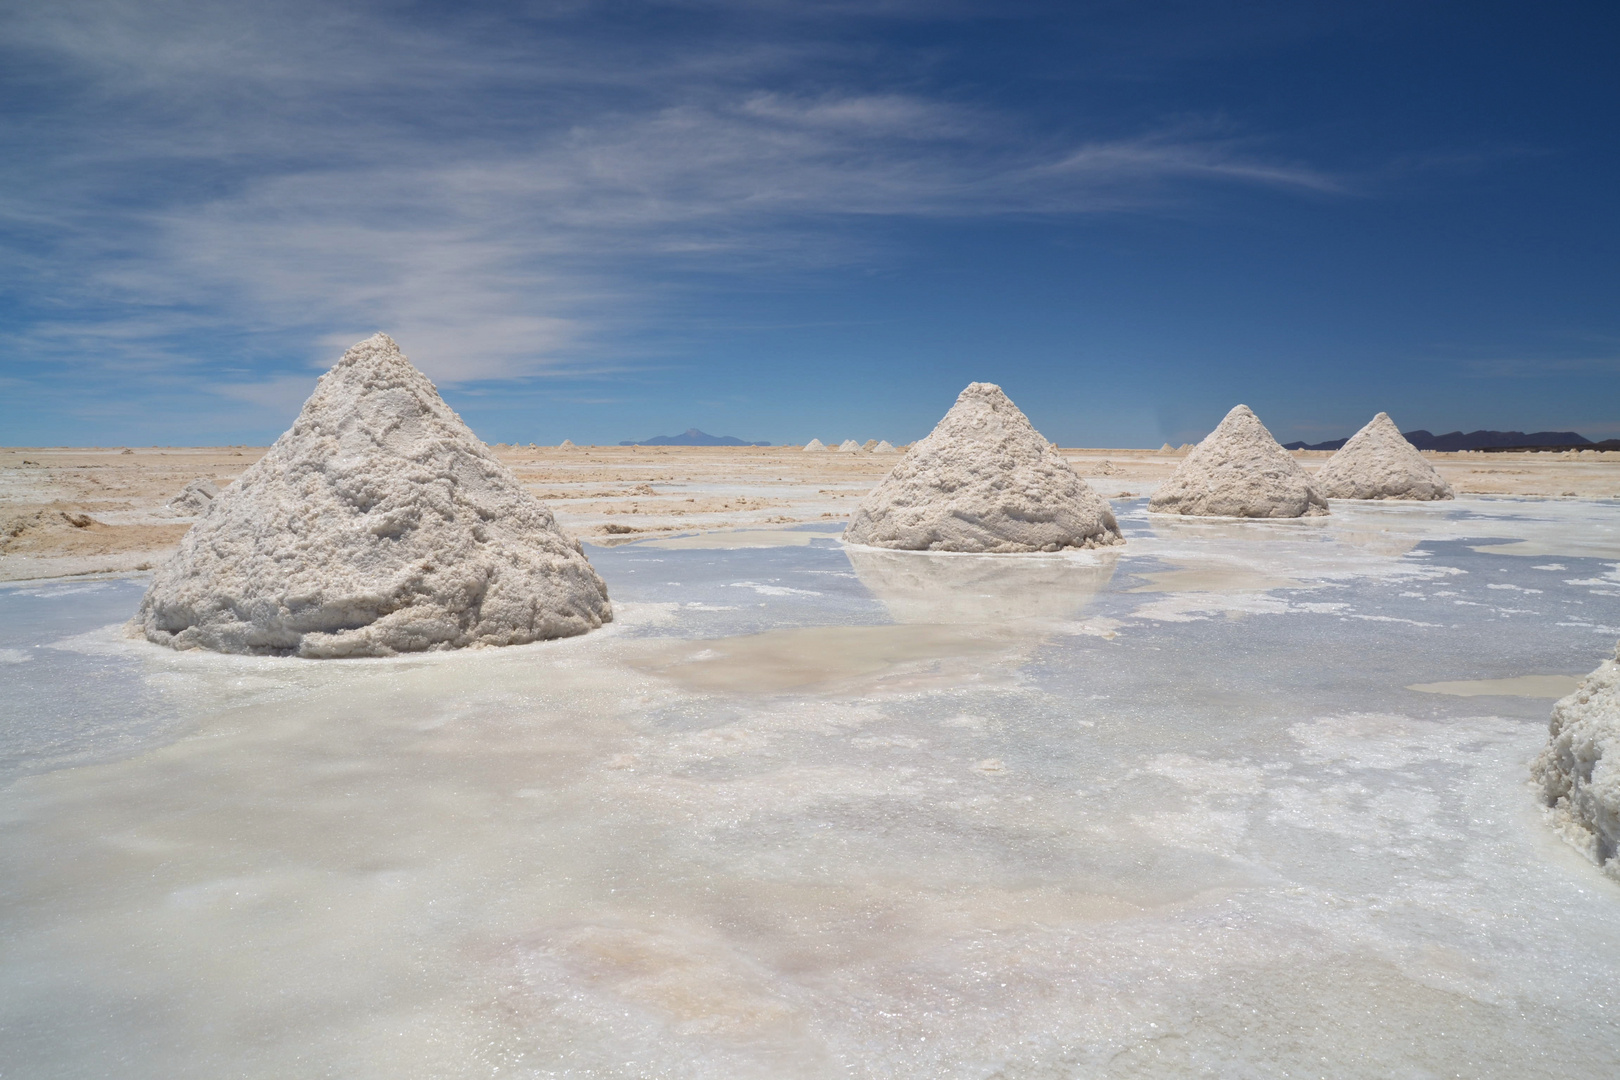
[1314, 412, 1455, 501]
[843, 382, 1123, 553]
[1532, 643, 1620, 880]
[133, 334, 612, 657]
[1148, 404, 1329, 518]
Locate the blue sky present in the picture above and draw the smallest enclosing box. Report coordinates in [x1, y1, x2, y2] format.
[2, 1, 1616, 448]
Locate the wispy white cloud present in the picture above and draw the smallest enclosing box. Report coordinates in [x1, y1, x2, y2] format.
[1, 0, 1351, 389]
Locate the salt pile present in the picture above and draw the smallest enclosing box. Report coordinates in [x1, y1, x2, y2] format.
[1532, 642, 1620, 880]
[558, 439, 576, 449]
[133, 333, 612, 657]
[843, 382, 1123, 552]
[837, 439, 861, 453]
[803, 439, 826, 452]
[166, 478, 220, 515]
[1160, 443, 1175, 452]
[1313, 412, 1454, 500]
[873, 440, 897, 453]
[1148, 404, 1328, 518]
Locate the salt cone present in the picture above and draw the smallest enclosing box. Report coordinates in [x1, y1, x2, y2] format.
[133, 334, 612, 657]
[1532, 641, 1620, 881]
[1149, 404, 1328, 518]
[1313, 412, 1454, 500]
[873, 440, 897, 453]
[837, 439, 861, 452]
[803, 439, 826, 452]
[843, 382, 1123, 552]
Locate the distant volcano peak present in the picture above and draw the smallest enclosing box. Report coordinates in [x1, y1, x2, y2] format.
[619, 428, 771, 447]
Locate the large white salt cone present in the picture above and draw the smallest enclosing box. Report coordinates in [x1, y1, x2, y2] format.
[1148, 404, 1328, 518]
[132, 333, 612, 657]
[1532, 642, 1620, 880]
[1313, 412, 1454, 500]
[843, 382, 1123, 553]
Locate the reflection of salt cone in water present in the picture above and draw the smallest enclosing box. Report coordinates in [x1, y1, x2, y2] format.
[845, 546, 1118, 625]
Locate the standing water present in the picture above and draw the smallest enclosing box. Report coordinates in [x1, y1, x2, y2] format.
[3, 498, 1619, 1078]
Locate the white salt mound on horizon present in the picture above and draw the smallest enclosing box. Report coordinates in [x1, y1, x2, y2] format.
[803, 439, 826, 452]
[558, 439, 576, 449]
[843, 382, 1123, 553]
[1532, 642, 1620, 880]
[1313, 412, 1454, 501]
[132, 333, 612, 658]
[1149, 404, 1328, 518]
[837, 439, 861, 453]
[873, 440, 897, 453]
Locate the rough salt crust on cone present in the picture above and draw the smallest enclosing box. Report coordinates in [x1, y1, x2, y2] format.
[1532, 643, 1620, 880]
[1314, 412, 1455, 501]
[1149, 404, 1328, 518]
[131, 333, 611, 658]
[843, 382, 1123, 553]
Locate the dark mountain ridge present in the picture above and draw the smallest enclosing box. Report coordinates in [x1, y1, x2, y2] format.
[1283, 429, 1595, 452]
[619, 428, 772, 447]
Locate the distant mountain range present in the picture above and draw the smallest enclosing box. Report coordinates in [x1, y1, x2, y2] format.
[619, 428, 773, 447]
[1283, 429, 1604, 452]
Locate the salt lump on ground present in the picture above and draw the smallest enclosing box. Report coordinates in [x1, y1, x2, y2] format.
[166, 478, 220, 515]
[1313, 412, 1454, 500]
[1148, 404, 1328, 518]
[1532, 642, 1620, 880]
[843, 382, 1123, 552]
[133, 333, 611, 657]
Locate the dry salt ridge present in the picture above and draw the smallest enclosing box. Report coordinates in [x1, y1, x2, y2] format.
[132, 333, 611, 657]
[1316, 411, 1456, 501]
[1149, 403, 1329, 518]
[844, 381, 1123, 552]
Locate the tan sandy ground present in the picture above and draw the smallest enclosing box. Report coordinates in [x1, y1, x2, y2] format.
[2, 443, 1618, 582]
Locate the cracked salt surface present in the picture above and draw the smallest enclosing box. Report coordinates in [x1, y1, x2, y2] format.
[2, 499, 1620, 1077]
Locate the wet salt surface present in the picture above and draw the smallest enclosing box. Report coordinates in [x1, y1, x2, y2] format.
[2, 499, 1620, 1077]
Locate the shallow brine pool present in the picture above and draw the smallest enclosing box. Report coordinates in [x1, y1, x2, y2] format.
[3, 498, 1620, 1078]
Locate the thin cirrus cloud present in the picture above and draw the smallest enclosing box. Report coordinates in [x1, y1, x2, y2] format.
[1, 2, 1347, 396]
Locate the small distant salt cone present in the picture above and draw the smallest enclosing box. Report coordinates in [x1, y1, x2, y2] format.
[1313, 412, 1454, 500]
[1149, 405, 1328, 518]
[803, 438, 826, 452]
[1177, 443, 1193, 453]
[133, 333, 611, 657]
[559, 439, 576, 449]
[1160, 443, 1175, 452]
[1532, 642, 1620, 880]
[862, 439, 878, 451]
[873, 440, 897, 453]
[844, 382, 1123, 553]
[837, 439, 861, 452]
